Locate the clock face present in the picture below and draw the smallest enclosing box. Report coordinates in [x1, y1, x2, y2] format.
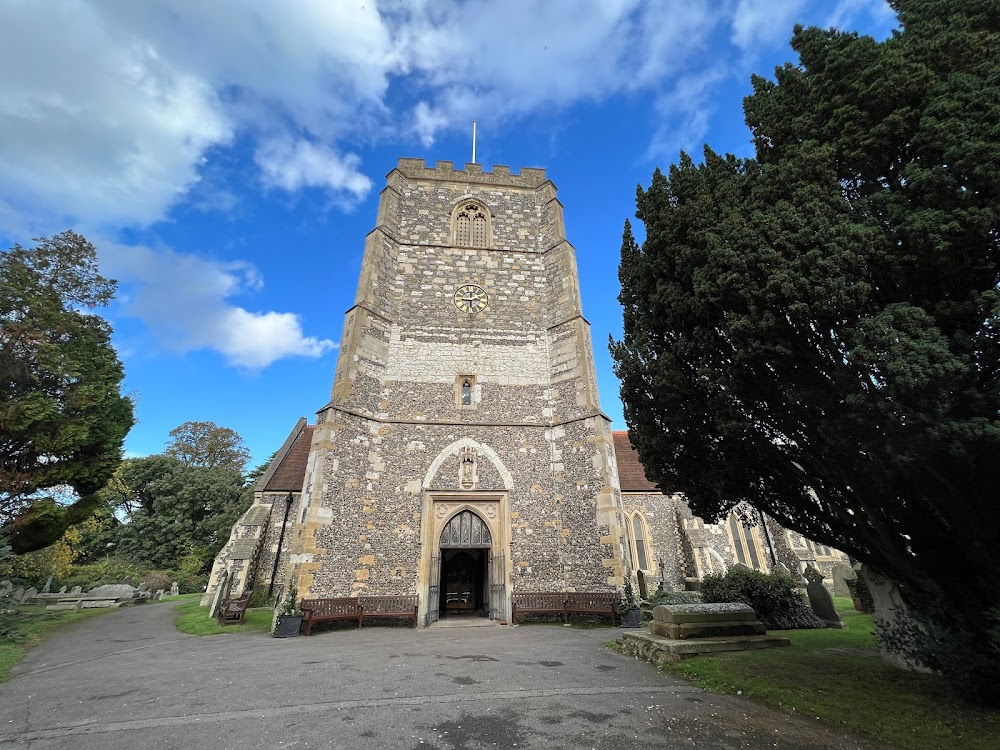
[454, 284, 488, 313]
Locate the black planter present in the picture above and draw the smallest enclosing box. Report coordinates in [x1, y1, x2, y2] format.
[273, 615, 302, 638]
[620, 608, 643, 628]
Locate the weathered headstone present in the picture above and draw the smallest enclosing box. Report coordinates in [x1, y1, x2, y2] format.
[21, 587, 38, 603]
[11, 587, 24, 602]
[42, 575, 53, 593]
[138, 582, 149, 592]
[636, 570, 648, 601]
[87, 584, 139, 599]
[154, 590, 164, 600]
[74, 599, 83, 613]
[69, 586, 82, 595]
[832, 563, 856, 597]
[58, 586, 67, 594]
[804, 566, 845, 628]
[170, 581, 179, 596]
[0, 580, 12, 595]
[209, 570, 231, 619]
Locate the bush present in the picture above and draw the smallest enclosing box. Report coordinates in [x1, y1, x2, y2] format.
[701, 566, 825, 630]
[143, 571, 173, 594]
[846, 575, 873, 613]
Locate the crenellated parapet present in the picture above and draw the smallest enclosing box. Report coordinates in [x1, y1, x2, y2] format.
[393, 158, 549, 189]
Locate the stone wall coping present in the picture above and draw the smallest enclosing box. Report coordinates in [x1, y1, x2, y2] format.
[394, 158, 549, 188]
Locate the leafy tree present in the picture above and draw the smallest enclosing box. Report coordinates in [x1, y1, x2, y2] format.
[611, 0, 999, 698]
[112, 457, 246, 569]
[0, 232, 134, 553]
[165, 421, 251, 473]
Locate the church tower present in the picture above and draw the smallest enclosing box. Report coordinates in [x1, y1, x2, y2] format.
[289, 158, 628, 625]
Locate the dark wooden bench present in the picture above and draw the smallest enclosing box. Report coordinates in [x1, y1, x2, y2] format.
[359, 595, 418, 628]
[217, 590, 252, 625]
[511, 592, 569, 624]
[565, 592, 620, 625]
[300, 597, 362, 635]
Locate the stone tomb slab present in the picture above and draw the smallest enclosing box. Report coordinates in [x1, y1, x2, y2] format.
[622, 630, 791, 665]
[650, 603, 768, 639]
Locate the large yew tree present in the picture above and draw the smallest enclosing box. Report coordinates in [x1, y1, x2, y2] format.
[0, 232, 134, 552]
[612, 0, 998, 692]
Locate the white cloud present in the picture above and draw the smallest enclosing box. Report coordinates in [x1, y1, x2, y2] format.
[731, 0, 807, 52]
[255, 139, 372, 204]
[0, 1, 231, 228]
[647, 66, 731, 162]
[100, 241, 336, 369]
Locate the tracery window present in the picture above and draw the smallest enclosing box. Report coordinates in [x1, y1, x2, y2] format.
[453, 201, 490, 248]
[726, 514, 769, 571]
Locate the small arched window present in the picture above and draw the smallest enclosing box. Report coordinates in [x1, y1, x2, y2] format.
[453, 201, 490, 248]
[461, 379, 472, 405]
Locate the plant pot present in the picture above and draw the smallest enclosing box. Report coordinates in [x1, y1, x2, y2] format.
[273, 615, 302, 638]
[620, 608, 643, 628]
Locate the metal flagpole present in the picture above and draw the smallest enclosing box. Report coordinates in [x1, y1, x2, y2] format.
[472, 120, 477, 163]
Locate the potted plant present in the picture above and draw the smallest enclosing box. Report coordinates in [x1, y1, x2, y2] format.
[273, 584, 302, 638]
[618, 577, 642, 628]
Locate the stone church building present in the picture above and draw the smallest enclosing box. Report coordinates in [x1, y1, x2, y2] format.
[204, 158, 847, 623]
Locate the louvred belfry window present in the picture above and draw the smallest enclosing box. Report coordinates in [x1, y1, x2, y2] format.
[455, 203, 489, 248]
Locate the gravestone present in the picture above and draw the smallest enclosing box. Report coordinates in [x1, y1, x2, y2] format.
[42, 575, 53, 593]
[209, 570, 231, 619]
[74, 599, 83, 613]
[69, 586, 82, 595]
[21, 587, 38, 603]
[636, 570, 648, 601]
[804, 566, 845, 628]
[87, 584, 139, 599]
[0, 580, 12, 595]
[832, 563, 856, 597]
[58, 586, 67, 594]
[138, 583, 149, 593]
[650, 603, 765, 639]
[11, 587, 24, 602]
[170, 582, 179, 596]
[154, 590, 165, 600]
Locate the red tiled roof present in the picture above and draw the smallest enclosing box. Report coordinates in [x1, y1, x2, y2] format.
[263, 425, 314, 492]
[613, 430, 660, 492]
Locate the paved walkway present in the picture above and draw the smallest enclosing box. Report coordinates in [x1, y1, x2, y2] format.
[0, 604, 892, 749]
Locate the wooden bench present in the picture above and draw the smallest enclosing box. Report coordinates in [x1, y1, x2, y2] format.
[565, 592, 620, 625]
[359, 595, 418, 628]
[511, 592, 569, 624]
[217, 591, 252, 625]
[511, 592, 622, 625]
[300, 597, 362, 635]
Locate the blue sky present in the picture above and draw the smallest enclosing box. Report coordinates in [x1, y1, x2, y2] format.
[0, 1, 898, 469]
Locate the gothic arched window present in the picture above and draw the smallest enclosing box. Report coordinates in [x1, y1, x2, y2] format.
[461, 379, 472, 405]
[632, 515, 649, 571]
[453, 201, 490, 248]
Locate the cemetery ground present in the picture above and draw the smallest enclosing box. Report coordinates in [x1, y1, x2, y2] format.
[0, 598, 995, 749]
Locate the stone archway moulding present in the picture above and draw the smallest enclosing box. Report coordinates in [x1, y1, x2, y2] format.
[421, 438, 514, 491]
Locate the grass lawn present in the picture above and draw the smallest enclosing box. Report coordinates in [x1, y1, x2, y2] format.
[658, 597, 999, 750]
[173, 599, 272, 636]
[0, 604, 111, 682]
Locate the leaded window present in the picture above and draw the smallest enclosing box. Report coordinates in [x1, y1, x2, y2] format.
[440, 510, 491, 548]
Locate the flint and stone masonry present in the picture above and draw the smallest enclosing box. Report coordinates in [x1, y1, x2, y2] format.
[285, 159, 626, 624]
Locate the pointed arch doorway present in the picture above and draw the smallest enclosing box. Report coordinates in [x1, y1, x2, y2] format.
[421, 494, 510, 626]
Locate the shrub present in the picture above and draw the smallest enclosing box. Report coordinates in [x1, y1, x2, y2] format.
[701, 566, 825, 630]
[143, 571, 173, 594]
[846, 575, 873, 613]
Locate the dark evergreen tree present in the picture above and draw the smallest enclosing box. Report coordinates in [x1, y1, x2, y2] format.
[611, 0, 999, 698]
[0, 232, 134, 552]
